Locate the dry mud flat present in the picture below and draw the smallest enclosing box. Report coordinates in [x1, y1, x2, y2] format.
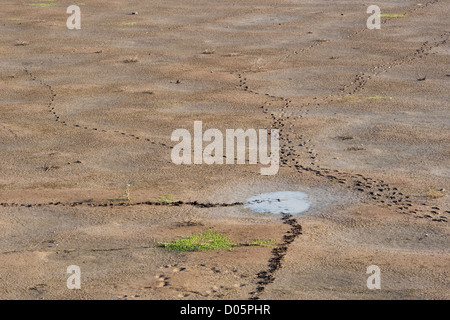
[0, 0, 449, 299]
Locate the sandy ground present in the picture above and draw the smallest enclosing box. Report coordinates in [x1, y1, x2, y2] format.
[0, 0, 449, 300]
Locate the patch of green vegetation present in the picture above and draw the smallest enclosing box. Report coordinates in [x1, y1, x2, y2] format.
[8, 18, 21, 21]
[101, 22, 137, 27]
[347, 95, 360, 102]
[155, 194, 175, 204]
[158, 230, 235, 252]
[365, 95, 392, 100]
[379, 13, 406, 18]
[347, 95, 392, 101]
[247, 239, 277, 249]
[119, 22, 137, 26]
[158, 230, 277, 252]
[29, 3, 58, 7]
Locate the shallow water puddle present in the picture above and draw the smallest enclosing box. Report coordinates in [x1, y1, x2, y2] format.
[244, 191, 310, 214]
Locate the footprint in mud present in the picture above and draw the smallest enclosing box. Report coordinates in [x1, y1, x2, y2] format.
[28, 283, 47, 296]
[154, 274, 170, 288]
[116, 270, 176, 300]
[151, 264, 186, 289]
[150, 263, 250, 298]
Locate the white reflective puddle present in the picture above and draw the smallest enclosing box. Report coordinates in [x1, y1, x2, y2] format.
[244, 191, 310, 214]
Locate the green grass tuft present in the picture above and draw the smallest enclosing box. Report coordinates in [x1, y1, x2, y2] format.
[379, 13, 406, 18]
[117, 22, 137, 26]
[347, 95, 392, 101]
[29, 3, 58, 7]
[365, 95, 392, 100]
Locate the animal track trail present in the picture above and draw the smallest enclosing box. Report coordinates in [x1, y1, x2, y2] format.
[341, 32, 449, 96]
[238, 72, 311, 300]
[151, 264, 251, 299]
[24, 67, 250, 165]
[4, 69, 248, 213]
[11, 0, 447, 301]
[241, 83, 447, 222]
[249, 213, 302, 300]
[239, 70, 449, 300]
[23, 68, 170, 149]
[276, 0, 441, 65]
[241, 5, 447, 298]
[0, 200, 243, 209]
[0, 123, 18, 138]
[236, 30, 449, 223]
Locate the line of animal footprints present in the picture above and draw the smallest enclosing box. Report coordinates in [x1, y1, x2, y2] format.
[250, 213, 303, 300]
[226, 2, 445, 300]
[151, 264, 250, 299]
[0, 200, 244, 209]
[342, 33, 449, 95]
[236, 34, 448, 222]
[275, 0, 440, 65]
[23, 68, 169, 149]
[153, 264, 187, 289]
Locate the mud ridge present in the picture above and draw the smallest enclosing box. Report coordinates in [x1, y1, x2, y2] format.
[0, 200, 243, 209]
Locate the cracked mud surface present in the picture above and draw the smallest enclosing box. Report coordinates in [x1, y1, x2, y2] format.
[0, 0, 449, 299]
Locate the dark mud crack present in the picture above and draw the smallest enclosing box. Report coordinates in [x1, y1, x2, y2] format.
[0, 200, 243, 209]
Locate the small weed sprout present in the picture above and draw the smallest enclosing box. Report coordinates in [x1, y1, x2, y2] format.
[426, 188, 444, 199]
[158, 230, 234, 252]
[247, 239, 277, 249]
[379, 13, 406, 18]
[124, 183, 131, 202]
[105, 183, 132, 203]
[155, 194, 175, 204]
